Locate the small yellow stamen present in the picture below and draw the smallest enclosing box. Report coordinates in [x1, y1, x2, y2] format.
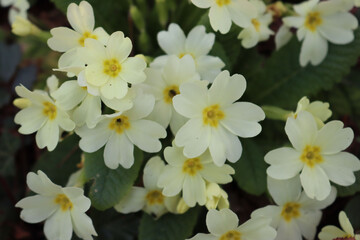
[216, 0, 231, 6]
[182, 158, 203, 176]
[304, 11, 322, 32]
[219, 230, 242, 240]
[202, 104, 225, 127]
[300, 145, 323, 167]
[178, 53, 195, 59]
[281, 202, 301, 222]
[108, 116, 130, 134]
[252, 19, 261, 32]
[78, 31, 98, 46]
[54, 194, 73, 211]
[103, 58, 122, 77]
[145, 190, 164, 205]
[163, 85, 180, 103]
[42, 102, 57, 120]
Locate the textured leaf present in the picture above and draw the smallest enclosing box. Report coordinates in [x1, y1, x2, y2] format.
[139, 207, 201, 240]
[83, 148, 143, 210]
[231, 139, 267, 196]
[245, 27, 360, 109]
[50, 0, 130, 33]
[33, 134, 81, 186]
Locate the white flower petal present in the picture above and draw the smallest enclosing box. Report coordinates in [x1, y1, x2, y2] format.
[196, 55, 225, 82]
[267, 176, 302, 206]
[100, 77, 128, 99]
[62, 187, 91, 212]
[300, 31, 328, 67]
[51, 80, 86, 110]
[15, 107, 46, 134]
[295, 210, 322, 240]
[208, 71, 247, 107]
[228, 1, 256, 28]
[114, 187, 147, 213]
[67, 1, 94, 33]
[201, 163, 234, 184]
[164, 145, 186, 167]
[206, 209, 239, 236]
[300, 165, 331, 200]
[183, 175, 206, 207]
[73, 94, 102, 128]
[238, 217, 276, 240]
[44, 209, 73, 240]
[26, 171, 61, 196]
[35, 120, 59, 151]
[188, 233, 217, 240]
[157, 23, 186, 55]
[191, 0, 213, 8]
[104, 133, 134, 169]
[265, 147, 303, 180]
[71, 208, 97, 240]
[125, 93, 155, 120]
[119, 57, 147, 84]
[185, 25, 214, 56]
[78, 122, 112, 153]
[318, 226, 348, 240]
[47, 27, 81, 52]
[209, 5, 232, 34]
[158, 166, 184, 196]
[16, 195, 58, 223]
[106, 31, 132, 61]
[251, 206, 282, 228]
[298, 186, 336, 210]
[275, 25, 293, 50]
[275, 220, 302, 240]
[143, 156, 165, 189]
[339, 211, 354, 236]
[321, 152, 360, 186]
[283, 16, 304, 28]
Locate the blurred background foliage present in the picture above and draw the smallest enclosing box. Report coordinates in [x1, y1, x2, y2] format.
[1, 0, 360, 239]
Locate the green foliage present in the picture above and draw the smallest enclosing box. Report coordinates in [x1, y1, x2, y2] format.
[33, 134, 81, 186]
[231, 139, 267, 196]
[83, 148, 143, 210]
[50, 0, 130, 33]
[344, 194, 360, 230]
[245, 28, 360, 109]
[139, 208, 201, 240]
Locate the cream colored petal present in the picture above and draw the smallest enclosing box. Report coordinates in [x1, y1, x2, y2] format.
[93, 27, 109, 44]
[62, 187, 91, 212]
[238, 217, 276, 240]
[163, 145, 187, 167]
[71, 209, 97, 240]
[67, 1, 94, 33]
[267, 176, 301, 206]
[44, 209, 73, 240]
[35, 120, 59, 151]
[191, 0, 213, 8]
[318, 225, 348, 240]
[209, 5, 232, 34]
[125, 92, 155, 120]
[196, 55, 225, 83]
[206, 209, 238, 236]
[26, 170, 61, 196]
[275, 25, 293, 50]
[185, 25, 215, 56]
[157, 23, 186, 55]
[16, 195, 58, 223]
[275, 219, 302, 240]
[295, 210, 322, 240]
[143, 156, 165, 190]
[300, 31, 328, 67]
[106, 31, 132, 61]
[228, 0, 256, 28]
[15, 107, 46, 134]
[100, 77, 128, 99]
[77, 121, 112, 152]
[104, 133, 134, 169]
[201, 163, 234, 184]
[47, 27, 81, 52]
[73, 94, 101, 128]
[251, 206, 282, 228]
[114, 187, 147, 213]
[119, 57, 147, 84]
[339, 211, 354, 235]
[300, 165, 331, 200]
[188, 233, 217, 240]
[52, 80, 87, 110]
[85, 63, 109, 87]
[183, 174, 206, 207]
[298, 186, 336, 210]
[157, 165, 184, 196]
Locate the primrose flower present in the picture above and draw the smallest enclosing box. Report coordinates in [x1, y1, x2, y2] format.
[252, 176, 337, 240]
[77, 31, 146, 100]
[142, 55, 201, 134]
[238, 0, 274, 48]
[188, 208, 277, 240]
[0, 0, 29, 24]
[11, 16, 41, 37]
[157, 143, 234, 207]
[173, 70, 265, 166]
[47, 1, 109, 72]
[151, 23, 225, 82]
[283, 0, 358, 66]
[265, 111, 360, 200]
[14, 85, 75, 151]
[290, 96, 332, 128]
[205, 182, 229, 210]
[15, 170, 97, 240]
[76, 92, 166, 169]
[319, 211, 360, 240]
[190, 0, 257, 34]
[114, 156, 178, 218]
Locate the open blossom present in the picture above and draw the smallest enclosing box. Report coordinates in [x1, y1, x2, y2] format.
[14, 85, 75, 151]
[265, 111, 360, 200]
[15, 171, 97, 240]
[238, 0, 274, 48]
[114, 156, 178, 218]
[157, 143, 234, 207]
[173, 70, 265, 166]
[151, 23, 225, 82]
[188, 209, 277, 240]
[142, 55, 201, 134]
[252, 176, 336, 240]
[77, 31, 146, 100]
[283, 0, 358, 66]
[76, 92, 166, 169]
[319, 211, 360, 240]
[47, 1, 109, 72]
[191, 0, 257, 34]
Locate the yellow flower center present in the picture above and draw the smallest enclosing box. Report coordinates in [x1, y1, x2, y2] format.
[178, 52, 195, 59]
[103, 58, 122, 77]
[281, 202, 301, 222]
[252, 19, 261, 32]
[304, 11, 322, 32]
[42, 101, 57, 120]
[300, 145, 323, 167]
[182, 158, 203, 176]
[216, 0, 231, 6]
[219, 230, 242, 240]
[202, 104, 225, 127]
[54, 194, 73, 211]
[78, 31, 98, 46]
[145, 190, 164, 205]
[163, 85, 180, 103]
[108, 116, 131, 134]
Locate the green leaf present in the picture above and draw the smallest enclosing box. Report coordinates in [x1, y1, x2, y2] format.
[245, 27, 360, 109]
[83, 148, 143, 210]
[335, 171, 360, 197]
[50, 0, 130, 34]
[344, 195, 360, 230]
[0, 131, 20, 177]
[231, 139, 267, 196]
[138, 207, 201, 240]
[33, 134, 81, 186]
